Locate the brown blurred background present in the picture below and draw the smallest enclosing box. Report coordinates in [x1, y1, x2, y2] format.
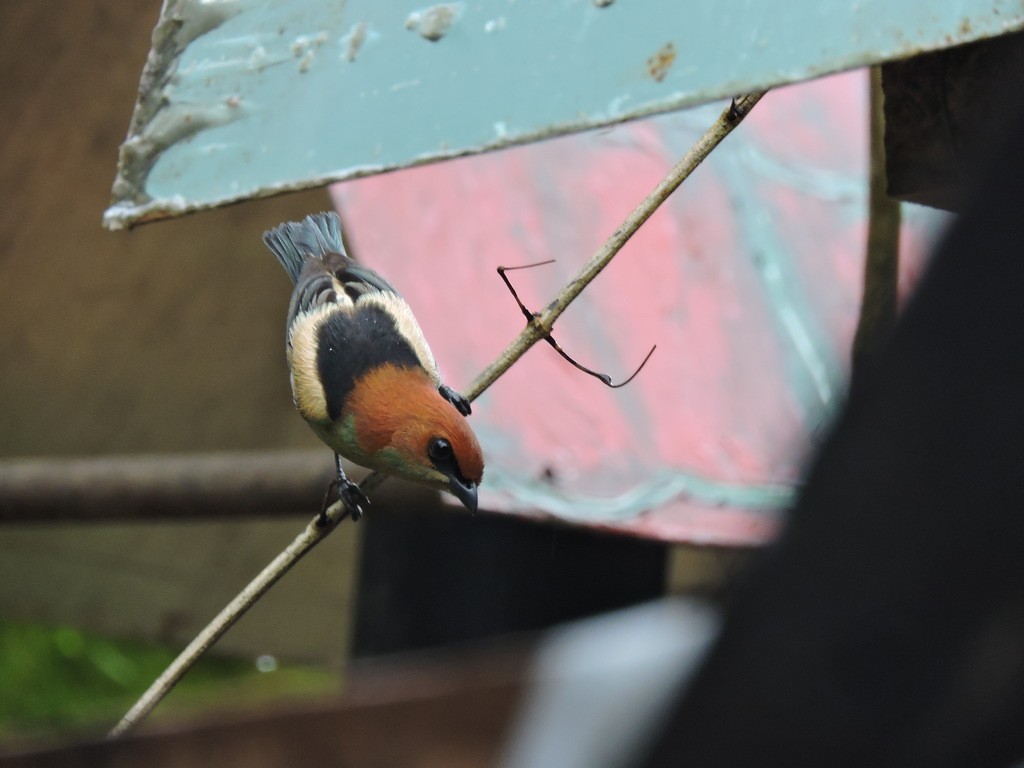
[0, 3, 673, 735]
[0, 0, 359, 668]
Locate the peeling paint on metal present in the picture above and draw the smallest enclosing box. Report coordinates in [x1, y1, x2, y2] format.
[647, 42, 677, 83]
[105, 0, 1024, 229]
[291, 30, 329, 72]
[124, 99, 244, 166]
[172, 0, 245, 52]
[108, 0, 245, 209]
[483, 16, 507, 34]
[406, 3, 462, 42]
[342, 21, 369, 61]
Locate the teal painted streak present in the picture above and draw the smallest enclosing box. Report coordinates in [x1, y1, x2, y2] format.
[660, 103, 847, 422]
[108, 0, 1024, 226]
[733, 142, 864, 207]
[483, 466, 793, 524]
[719, 145, 845, 417]
[673, 104, 867, 208]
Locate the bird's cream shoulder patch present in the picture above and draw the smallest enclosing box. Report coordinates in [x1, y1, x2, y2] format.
[358, 292, 440, 384]
[331, 276, 353, 306]
[287, 303, 340, 421]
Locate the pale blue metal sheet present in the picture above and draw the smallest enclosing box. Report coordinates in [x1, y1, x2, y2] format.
[105, 0, 1024, 229]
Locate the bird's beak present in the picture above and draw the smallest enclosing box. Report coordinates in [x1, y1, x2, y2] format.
[447, 476, 479, 515]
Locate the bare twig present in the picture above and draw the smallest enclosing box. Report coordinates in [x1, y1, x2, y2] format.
[467, 91, 765, 401]
[497, 261, 656, 388]
[107, 90, 766, 739]
[852, 67, 900, 374]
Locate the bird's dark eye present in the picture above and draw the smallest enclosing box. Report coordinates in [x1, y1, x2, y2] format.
[428, 437, 453, 465]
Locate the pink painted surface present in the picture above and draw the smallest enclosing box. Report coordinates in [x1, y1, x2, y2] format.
[331, 71, 938, 546]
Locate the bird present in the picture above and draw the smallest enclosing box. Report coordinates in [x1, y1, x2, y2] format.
[263, 212, 484, 522]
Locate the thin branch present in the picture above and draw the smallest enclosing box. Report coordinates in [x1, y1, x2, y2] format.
[497, 259, 558, 324]
[498, 261, 656, 388]
[107, 90, 766, 739]
[466, 91, 765, 402]
[540, 335, 657, 389]
[107, 508, 350, 738]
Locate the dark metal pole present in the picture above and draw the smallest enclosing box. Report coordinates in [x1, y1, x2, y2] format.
[0, 450, 335, 522]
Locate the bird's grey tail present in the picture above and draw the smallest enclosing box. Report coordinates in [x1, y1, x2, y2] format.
[262, 211, 346, 284]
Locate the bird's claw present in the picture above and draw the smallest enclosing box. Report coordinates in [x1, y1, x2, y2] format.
[338, 480, 370, 522]
[316, 477, 369, 526]
[439, 384, 472, 416]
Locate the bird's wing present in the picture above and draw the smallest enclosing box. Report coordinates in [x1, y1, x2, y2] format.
[329, 258, 401, 299]
[266, 212, 442, 419]
[265, 211, 404, 328]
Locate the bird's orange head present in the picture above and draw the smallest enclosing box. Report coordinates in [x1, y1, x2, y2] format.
[344, 364, 484, 512]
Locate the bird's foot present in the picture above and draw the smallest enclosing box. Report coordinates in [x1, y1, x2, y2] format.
[317, 464, 371, 526]
[439, 384, 472, 416]
[322, 454, 370, 524]
[338, 480, 370, 522]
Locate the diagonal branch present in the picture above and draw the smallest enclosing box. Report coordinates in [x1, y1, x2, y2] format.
[107, 514, 341, 738]
[107, 90, 766, 739]
[467, 92, 765, 402]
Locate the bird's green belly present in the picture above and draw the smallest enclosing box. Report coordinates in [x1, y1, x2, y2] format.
[310, 415, 444, 487]
[310, 415, 371, 466]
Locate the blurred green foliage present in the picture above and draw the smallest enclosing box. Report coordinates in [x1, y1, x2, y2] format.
[0, 619, 340, 743]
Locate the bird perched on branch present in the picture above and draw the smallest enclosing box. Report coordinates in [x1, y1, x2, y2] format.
[263, 212, 483, 522]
